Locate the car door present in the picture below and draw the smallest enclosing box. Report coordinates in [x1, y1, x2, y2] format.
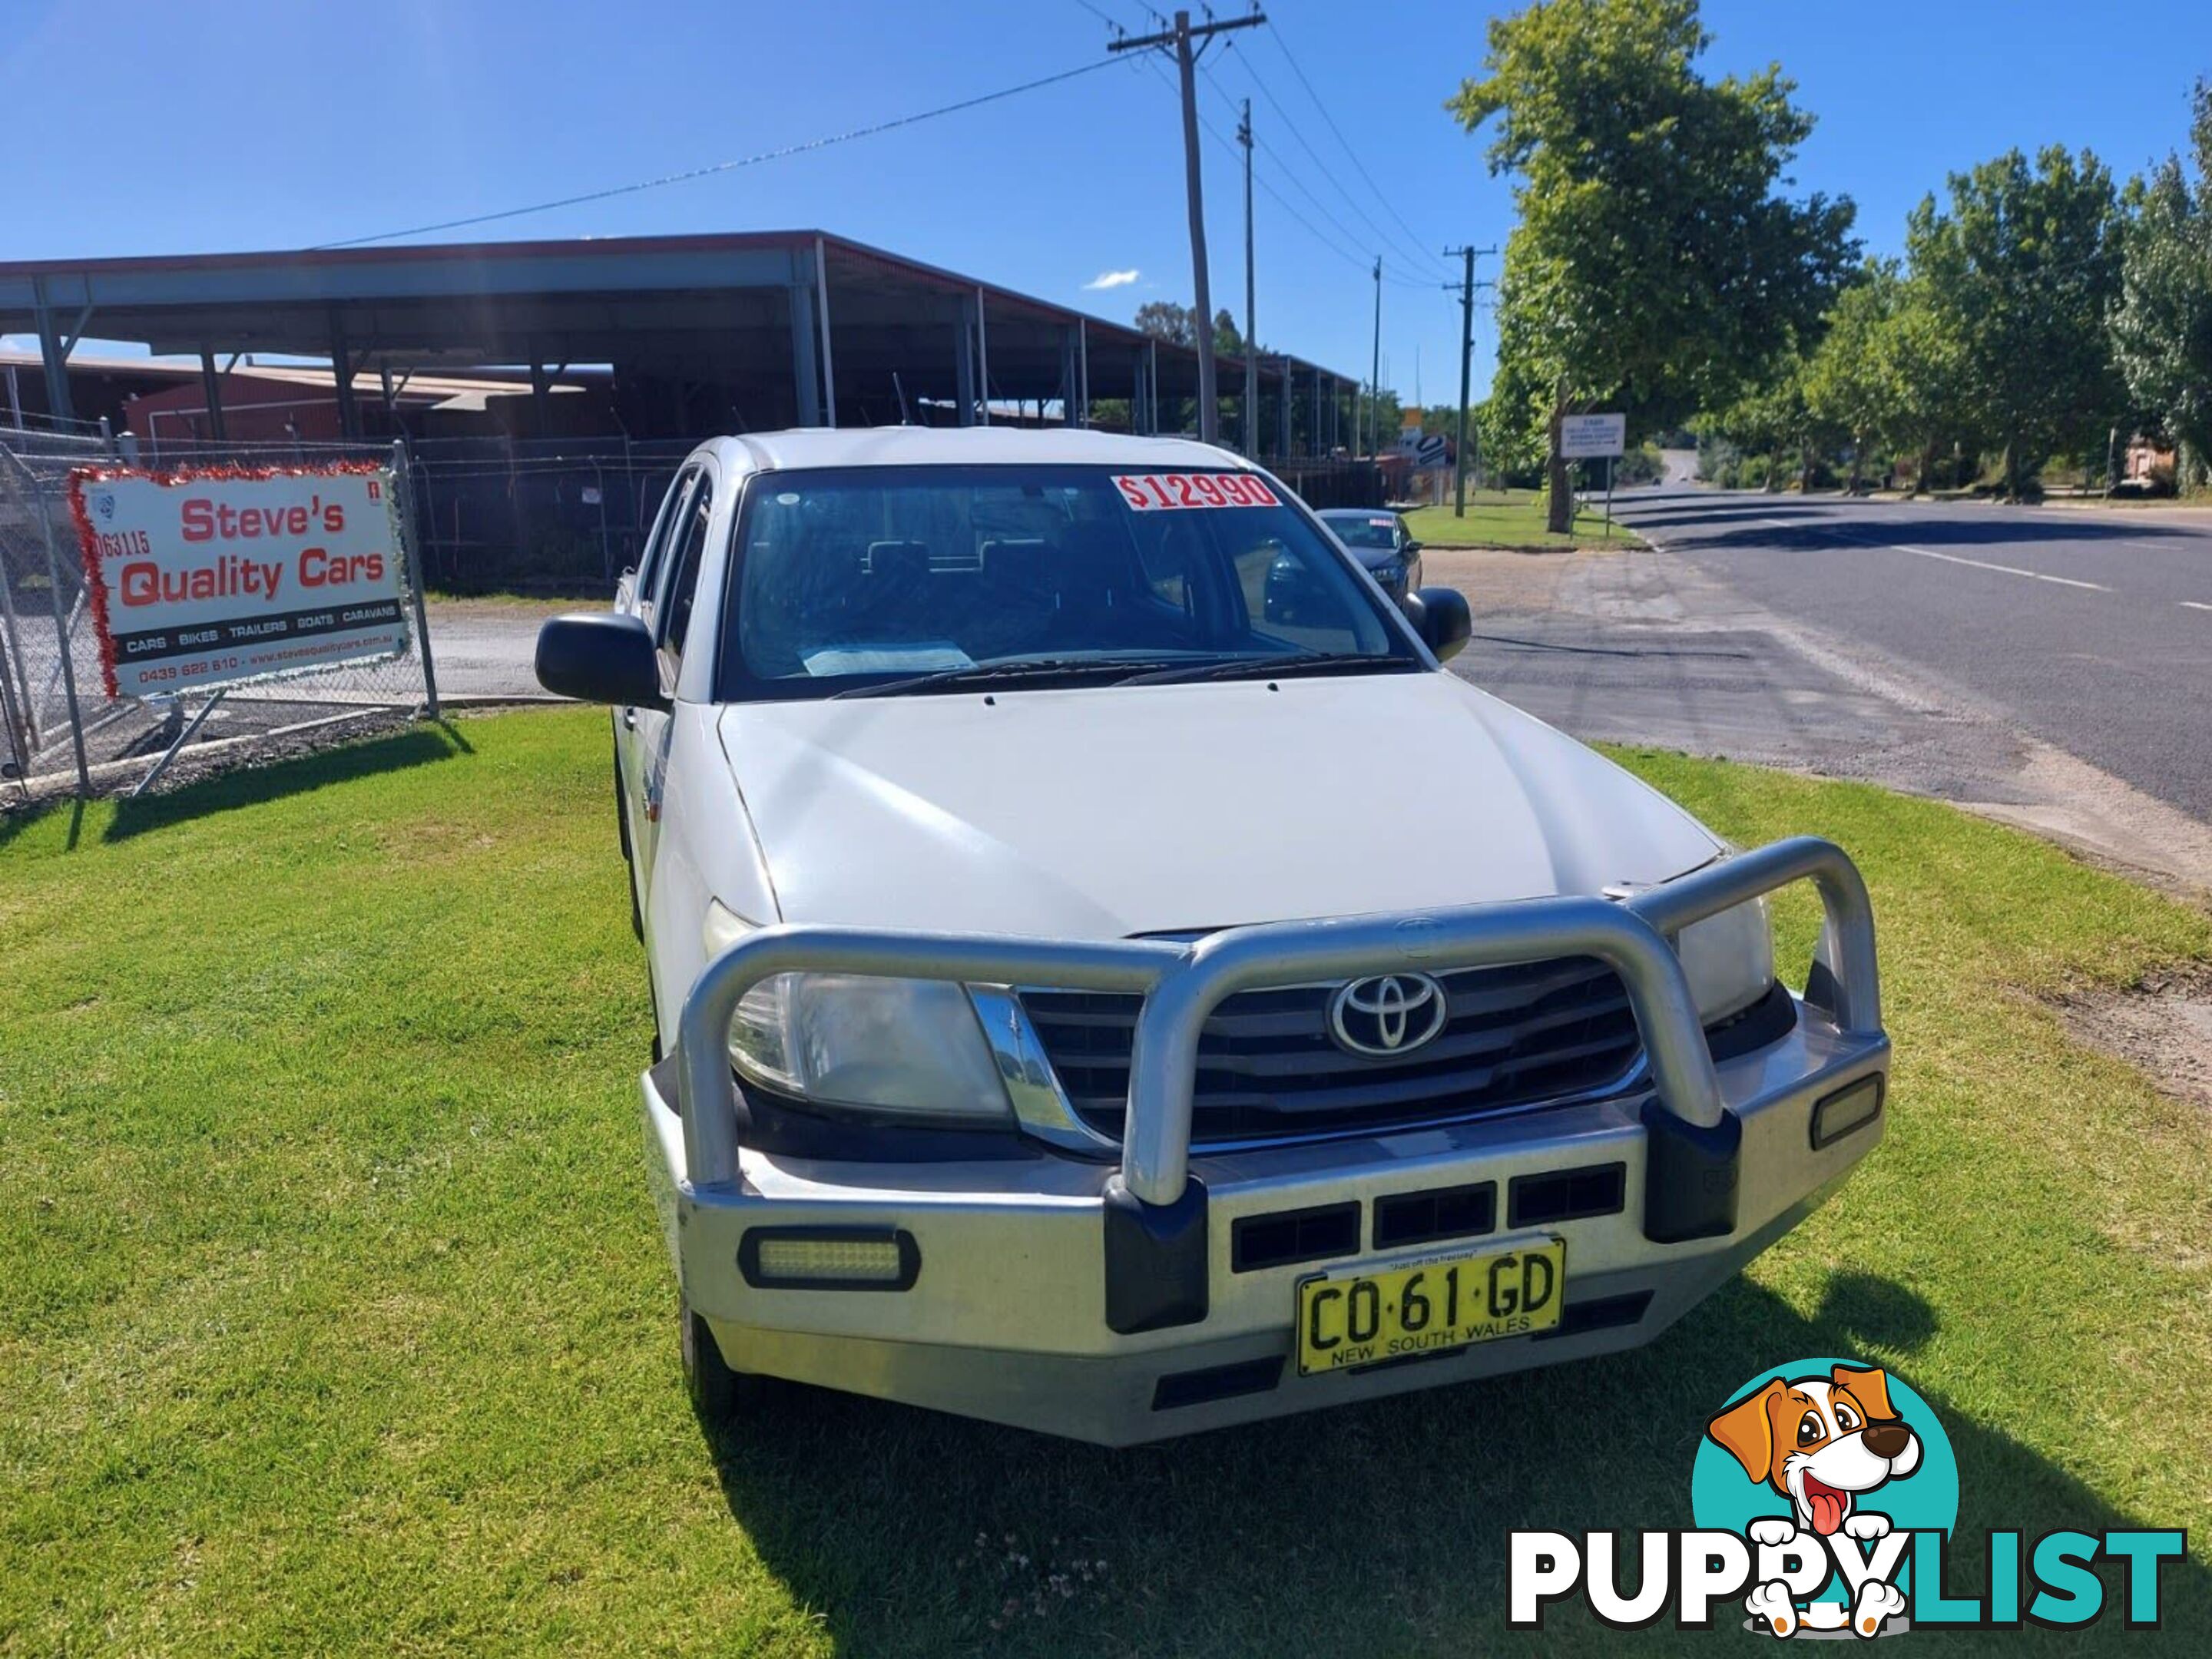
[630, 464, 717, 905]
[615, 464, 697, 882]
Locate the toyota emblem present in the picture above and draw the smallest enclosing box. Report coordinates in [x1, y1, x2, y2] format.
[1327, 972, 1448, 1058]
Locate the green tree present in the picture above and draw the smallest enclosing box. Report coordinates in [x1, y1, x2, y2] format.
[1132, 301, 1245, 356]
[2111, 79, 2212, 487]
[1703, 356, 1814, 491]
[1906, 145, 2126, 498]
[1877, 280, 1975, 494]
[1803, 262, 1907, 490]
[1449, 0, 1856, 529]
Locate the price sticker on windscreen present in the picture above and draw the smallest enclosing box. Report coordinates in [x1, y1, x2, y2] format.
[1111, 472, 1280, 511]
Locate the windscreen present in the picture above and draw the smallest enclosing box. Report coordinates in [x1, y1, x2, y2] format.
[1322, 514, 1400, 551]
[719, 465, 1413, 697]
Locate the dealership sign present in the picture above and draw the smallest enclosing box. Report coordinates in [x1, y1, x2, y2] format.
[71, 465, 411, 699]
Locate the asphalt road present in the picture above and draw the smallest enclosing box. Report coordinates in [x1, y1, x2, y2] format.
[1606, 488, 2212, 824]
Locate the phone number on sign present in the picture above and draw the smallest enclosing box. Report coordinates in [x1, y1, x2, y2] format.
[1111, 472, 1280, 511]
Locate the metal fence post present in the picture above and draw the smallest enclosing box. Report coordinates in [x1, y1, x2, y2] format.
[592, 458, 610, 579]
[0, 515, 39, 757]
[390, 439, 440, 720]
[11, 447, 93, 795]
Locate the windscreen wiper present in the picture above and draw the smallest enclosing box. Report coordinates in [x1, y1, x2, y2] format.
[1117, 652, 1419, 687]
[830, 656, 1189, 700]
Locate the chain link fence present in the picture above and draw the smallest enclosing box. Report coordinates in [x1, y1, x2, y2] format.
[1, 431, 440, 803]
[401, 437, 691, 595]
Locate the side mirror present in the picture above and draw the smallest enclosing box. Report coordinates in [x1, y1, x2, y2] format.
[535, 611, 667, 708]
[1402, 539, 1423, 555]
[1404, 586, 1472, 663]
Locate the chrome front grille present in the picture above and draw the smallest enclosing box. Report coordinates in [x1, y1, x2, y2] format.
[1018, 955, 1644, 1147]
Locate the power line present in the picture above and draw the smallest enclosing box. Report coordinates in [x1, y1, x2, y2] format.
[1188, 63, 1434, 293]
[1215, 41, 1446, 282]
[1144, 54, 1385, 285]
[316, 56, 1122, 250]
[1197, 63, 1394, 280]
[1261, 19, 1441, 273]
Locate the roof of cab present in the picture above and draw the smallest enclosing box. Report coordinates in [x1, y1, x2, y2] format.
[721, 426, 1256, 474]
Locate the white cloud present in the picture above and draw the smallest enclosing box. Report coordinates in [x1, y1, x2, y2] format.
[1082, 269, 1140, 291]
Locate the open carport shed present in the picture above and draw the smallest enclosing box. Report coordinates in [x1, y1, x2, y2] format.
[0, 230, 1358, 452]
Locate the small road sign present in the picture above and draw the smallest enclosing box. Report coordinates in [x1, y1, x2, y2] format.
[1559, 413, 1626, 459]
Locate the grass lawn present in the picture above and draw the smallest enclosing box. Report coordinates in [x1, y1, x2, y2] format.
[1400, 490, 1640, 551]
[4, 710, 2210, 1654]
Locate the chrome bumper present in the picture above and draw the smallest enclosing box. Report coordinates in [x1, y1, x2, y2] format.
[643, 836, 1889, 1444]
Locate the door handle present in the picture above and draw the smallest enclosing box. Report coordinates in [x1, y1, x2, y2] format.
[621, 708, 637, 730]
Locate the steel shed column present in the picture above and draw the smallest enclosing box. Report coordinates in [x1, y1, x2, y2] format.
[974, 286, 991, 426]
[1078, 319, 1090, 427]
[1147, 340, 1159, 435]
[1278, 359, 1291, 457]
[955, 294, 978, 426]
[327, 312, 362, 439]
[1059, 326, 1079, 426]
[789, 281, 823, 427]
[198, 349, 228, 442]
[31, 277, 74, 424]
[528, 356, 553, 438]
[813, 236, 837, 429]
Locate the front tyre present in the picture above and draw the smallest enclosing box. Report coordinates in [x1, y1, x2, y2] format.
[681, 1295, 767, 1429]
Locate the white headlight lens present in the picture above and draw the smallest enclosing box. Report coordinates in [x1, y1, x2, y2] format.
[1674, 896, 1775, 1024]
[728, 972, 1013, 1122]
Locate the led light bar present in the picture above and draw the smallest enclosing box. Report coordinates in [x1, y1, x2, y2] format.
[1810, 1077, 1883, 1151]
[739, 1227, 919, 1290]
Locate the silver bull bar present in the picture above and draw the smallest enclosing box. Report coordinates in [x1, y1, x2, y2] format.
[674, 835, 1879, 1205]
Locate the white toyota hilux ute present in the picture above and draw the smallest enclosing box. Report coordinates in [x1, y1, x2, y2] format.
[535, 427, 1889, 1446]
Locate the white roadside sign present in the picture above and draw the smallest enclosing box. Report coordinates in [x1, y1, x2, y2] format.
[1559, 412, 1627, 459]
[71, 465, 412, 700]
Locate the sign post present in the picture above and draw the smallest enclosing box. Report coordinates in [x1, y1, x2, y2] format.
[1558, 413, 1626, 541]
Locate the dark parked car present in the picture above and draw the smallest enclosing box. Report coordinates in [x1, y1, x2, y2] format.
[1316, 508, 1424, 600]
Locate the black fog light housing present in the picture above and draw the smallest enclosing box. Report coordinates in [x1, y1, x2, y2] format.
[1810, 1077, 1884, 1151]
[739, 1227, 919, 1290]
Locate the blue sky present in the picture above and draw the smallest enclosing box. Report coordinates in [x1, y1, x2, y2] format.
[5, 1, 2204, 402]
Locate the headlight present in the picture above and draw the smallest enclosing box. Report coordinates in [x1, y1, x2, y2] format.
[729, 972, 1012, 1121]
[705, 903, 1012, 1124]
[1673, 896, 1775, 1024]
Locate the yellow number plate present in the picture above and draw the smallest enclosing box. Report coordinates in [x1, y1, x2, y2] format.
[1295, 1238, 1566, 1376]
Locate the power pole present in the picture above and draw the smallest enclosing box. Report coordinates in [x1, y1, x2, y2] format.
[1111, 8, 1265, 446]
[1367, 257, 1382, 456]
[1238, 97, 1257, 455]
[1444, 244, 1496, 516]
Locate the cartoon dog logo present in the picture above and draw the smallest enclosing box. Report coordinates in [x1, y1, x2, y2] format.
[1706, 1364, 1922, 1637]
